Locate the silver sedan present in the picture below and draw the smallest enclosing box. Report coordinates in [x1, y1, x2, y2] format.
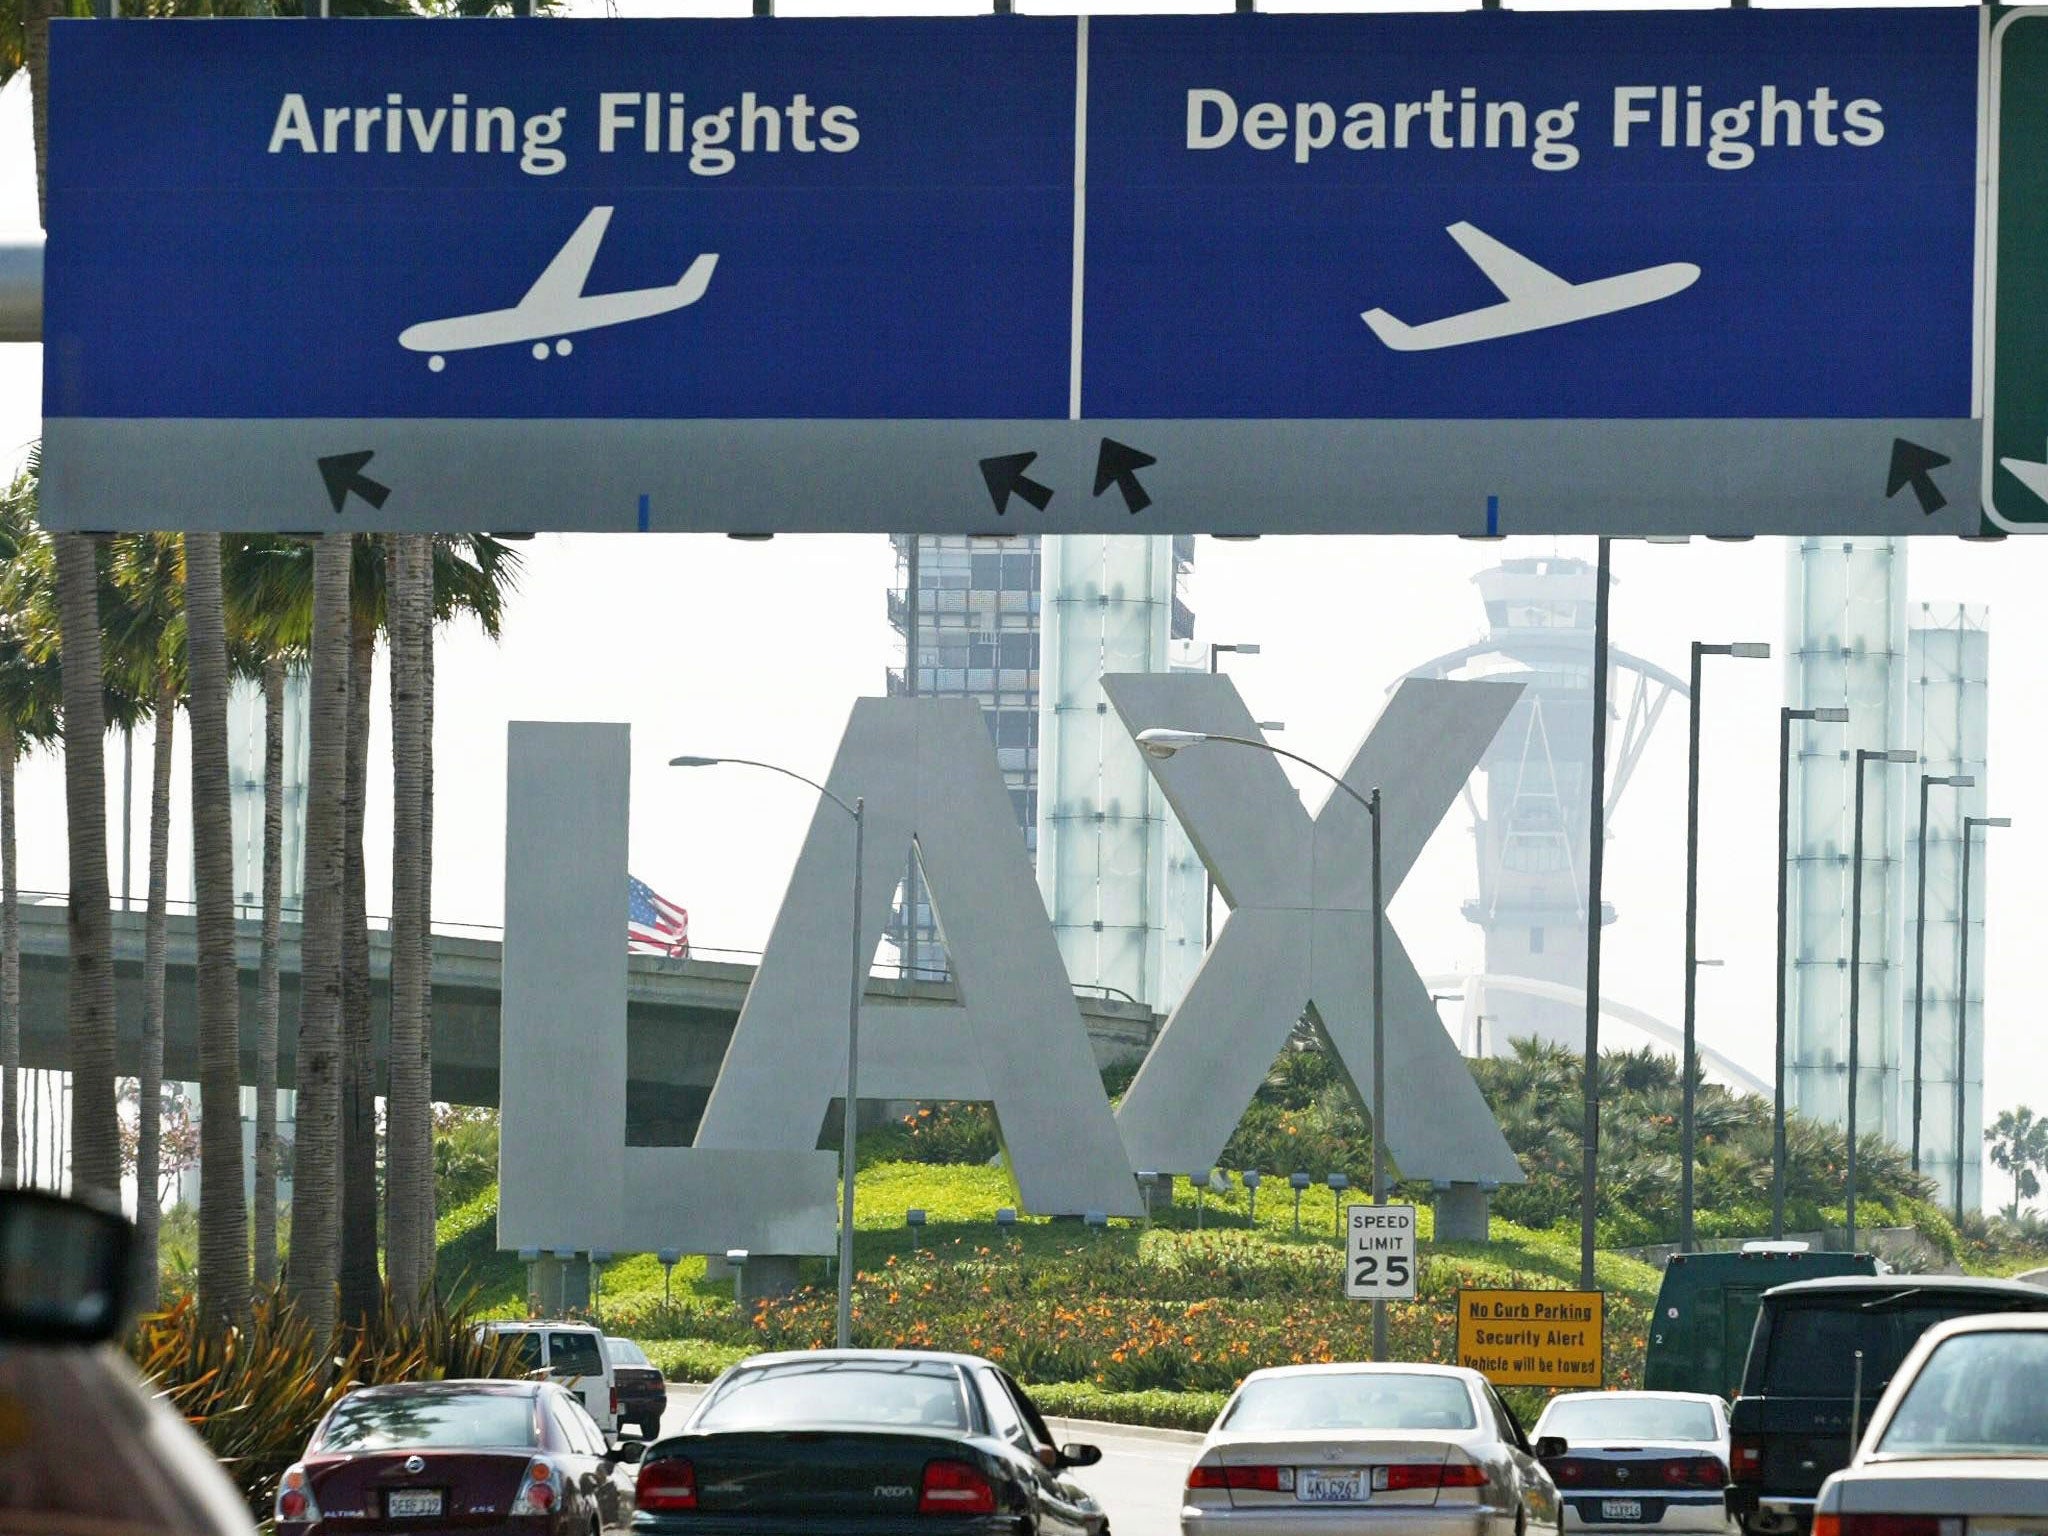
[1182, 1364, 1563, 1536]
[1814, 1313, 2048, 1536]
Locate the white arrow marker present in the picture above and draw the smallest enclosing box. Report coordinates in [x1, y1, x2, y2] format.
[1364, 221, 1700, 352]
[2001, 454, 2048, 503]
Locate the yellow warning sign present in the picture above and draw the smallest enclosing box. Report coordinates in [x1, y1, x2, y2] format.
[1456, 1288, 1604, 1388]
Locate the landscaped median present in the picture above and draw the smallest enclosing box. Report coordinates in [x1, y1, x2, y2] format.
[463, 1160, 1664, 1429]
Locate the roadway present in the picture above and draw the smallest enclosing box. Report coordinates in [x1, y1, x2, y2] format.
[660, 1382, 1200, 1536]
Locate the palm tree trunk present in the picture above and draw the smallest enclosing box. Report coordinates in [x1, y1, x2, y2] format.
[56, 533, 117, 1202]
[253, 656, 285, 1292]
[187, 533, 249, 1334]
[418, 553, 436, 1292]
[2, 730, 19, 1186]
[135, 679, 174, 1311]
[337, 605, 379, 1323]
[290, 533, 350, 1340]
[383, 537, 428, 1307]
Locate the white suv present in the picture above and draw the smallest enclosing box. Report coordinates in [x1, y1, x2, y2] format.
[476, 1321, 618, 1440]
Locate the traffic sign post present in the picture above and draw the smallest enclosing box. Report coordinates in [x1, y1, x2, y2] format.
[1344, 1203, 1417, 1302]
[41, 9, 1987, 535]
[1986, 8, 2048, 530]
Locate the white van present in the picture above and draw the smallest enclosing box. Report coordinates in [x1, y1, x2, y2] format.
[476, 1321, 618, 1439]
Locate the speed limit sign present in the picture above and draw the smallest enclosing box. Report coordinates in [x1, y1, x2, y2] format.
[1344, 1204, 1418, 1301]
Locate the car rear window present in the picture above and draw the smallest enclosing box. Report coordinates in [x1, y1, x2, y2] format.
[696, 1360, 969, 1432]
[1763, 1299, 2025, 1395]
[318, 1391, 538, 1452]
[607, 1337, 651, 1367]
[549, 1330, 605, 1377]
[1877, 1332, 2048, 1456]
[1542, 1397, 1717, 1443]
[1224, 1373, 1477, 1433]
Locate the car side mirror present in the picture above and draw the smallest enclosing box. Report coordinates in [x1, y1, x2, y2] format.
[0, 1187, 134, 1345]
[609, 1440, 647, 1465]
[1534, 1436, 1568, 1461]
[1060, 1443, 1103, 1469]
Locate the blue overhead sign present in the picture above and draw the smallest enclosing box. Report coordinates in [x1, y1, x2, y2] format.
[1082, 8, 1980, 421]
[39, 9, 1990, 534]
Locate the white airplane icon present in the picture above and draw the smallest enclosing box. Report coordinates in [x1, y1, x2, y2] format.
[2001, 452, 2048, 504]
[400, 205, 717, 371]
[1363, 221, 1700, 351]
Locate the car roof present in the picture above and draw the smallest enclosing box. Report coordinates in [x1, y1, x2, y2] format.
[1543, 1390, 1722, 1404]
[729, 1348, 991, 1371]
[1238, 1362, 1485, 1383]
[483, 1319, 602, 1332]
[1763, 1275, 2048, 1300]
[1916, 1312, 2048, 1339]
[345, 1378, 545, 1399]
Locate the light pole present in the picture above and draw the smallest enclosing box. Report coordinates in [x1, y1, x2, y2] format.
[1137, 726, 1388, 1361]
[1204, 643, 1263, 950]
[1847, 747, 1916, 1249]
[1774, 706, 1849, 1238]
[1912, 773, 1975, 1175]
[1581, 536, 1611, 1293]
[1679, 640, 1770, 1252]
[1957, 814, 2011, 1221]
[671, 753, 865, 1349]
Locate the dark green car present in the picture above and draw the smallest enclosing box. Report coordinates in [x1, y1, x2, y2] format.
[1644, 1247, 1875, 1401]
[634, 1351, 1107, 1536]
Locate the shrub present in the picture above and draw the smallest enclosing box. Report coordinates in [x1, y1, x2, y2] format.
[131, 1283, 525, 1517]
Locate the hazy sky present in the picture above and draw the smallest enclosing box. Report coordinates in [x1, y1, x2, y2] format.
[8, 0, 2044, 1205]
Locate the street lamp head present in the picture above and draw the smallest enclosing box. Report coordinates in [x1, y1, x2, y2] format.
[1930, 774, 1977, 788]
[668, 755, 722, 768]
[1861, 747, 1917, 765]
[1883, 749, 1919, 764]
[1136, 727, 1209, 759]
[1256, 721, 1287, 733]
[1729, 642, 1772, 659]
[1811, 708, 1851, 723]
[1976, 816, 2014, 830]
[1227, 643, 1262, 656]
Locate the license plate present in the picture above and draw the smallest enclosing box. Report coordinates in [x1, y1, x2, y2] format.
[1600, 1500, 1645, 1522]
[386, 1489, 444, 1518]
[1297, 1470, 1367, 1503]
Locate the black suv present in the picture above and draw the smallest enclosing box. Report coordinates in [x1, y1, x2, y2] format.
[1725, 1274, 2048, 1536]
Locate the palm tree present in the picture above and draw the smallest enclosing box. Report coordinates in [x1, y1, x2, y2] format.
[0, 468, 59, 1187]
[104, 531, 186, 1308]
[184, 532, 248, 1332]
[383, 534, 430, 1307]
[339, 535, 382, 1324]
[290, 532, 350, 1340]
[1986, 1107, 2048, 1220]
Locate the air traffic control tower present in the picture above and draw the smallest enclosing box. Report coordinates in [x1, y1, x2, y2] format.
[1410, 557, 1686, 1054]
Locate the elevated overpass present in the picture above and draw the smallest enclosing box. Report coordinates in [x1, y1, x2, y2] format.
[14, 900, 1160, 1143]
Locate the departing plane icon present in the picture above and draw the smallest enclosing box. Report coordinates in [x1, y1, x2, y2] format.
[1362, 221, 1700, 352]
[399, 206, 717, 371]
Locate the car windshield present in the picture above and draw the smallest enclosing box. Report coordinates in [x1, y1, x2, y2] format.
[1224, 1373, 1477, 1433]
[696, 1360, 970, 1432]
[318, 1391, 538, 1452]
[607, 1338, 650, 1367]
[1877, 1333, 2048, 1457]
[1542, 1398, 1717, 1443]
[1762, 1302, 1991, 1395]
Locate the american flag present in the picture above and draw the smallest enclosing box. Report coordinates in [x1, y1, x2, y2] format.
[628, 876, 690, 957]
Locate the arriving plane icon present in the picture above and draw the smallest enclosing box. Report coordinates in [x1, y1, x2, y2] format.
[1363, 221, 1700, 352]
[399, 205, 717, 371]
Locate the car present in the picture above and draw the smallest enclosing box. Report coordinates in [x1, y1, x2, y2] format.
[1181, 1362, 1562, 1536]
[606, 1336, 666, 1440]
[274, 1378, 642, 1535]
[0, 1186, 255, 1536]
[1726, 1275, 2048, 1536]
[1812, 1312, 2048, 1536]
[633, 1348, 1107, 1535]
[1531, 1391, 1732, 1534]
[478, 1319, 620, 1439]
[1645, 1246, 1877, 1400]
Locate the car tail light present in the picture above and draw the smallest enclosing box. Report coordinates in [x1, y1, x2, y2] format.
[510, 1457, 562, 1516]
[1374, 1463, 1489, 1491]
[1550, 1459, 1588, 1486]
[638, 1458, 699, 1512]
[1662, 1456, 1727, 1489]
[1187, 1464, 1296, 1492]
[1729, 1434, 1765, 1485]
[1814, 1517, 1948, 1536]
[919, 1459, 998, 1515]
[274, 1464, 321, 1526]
